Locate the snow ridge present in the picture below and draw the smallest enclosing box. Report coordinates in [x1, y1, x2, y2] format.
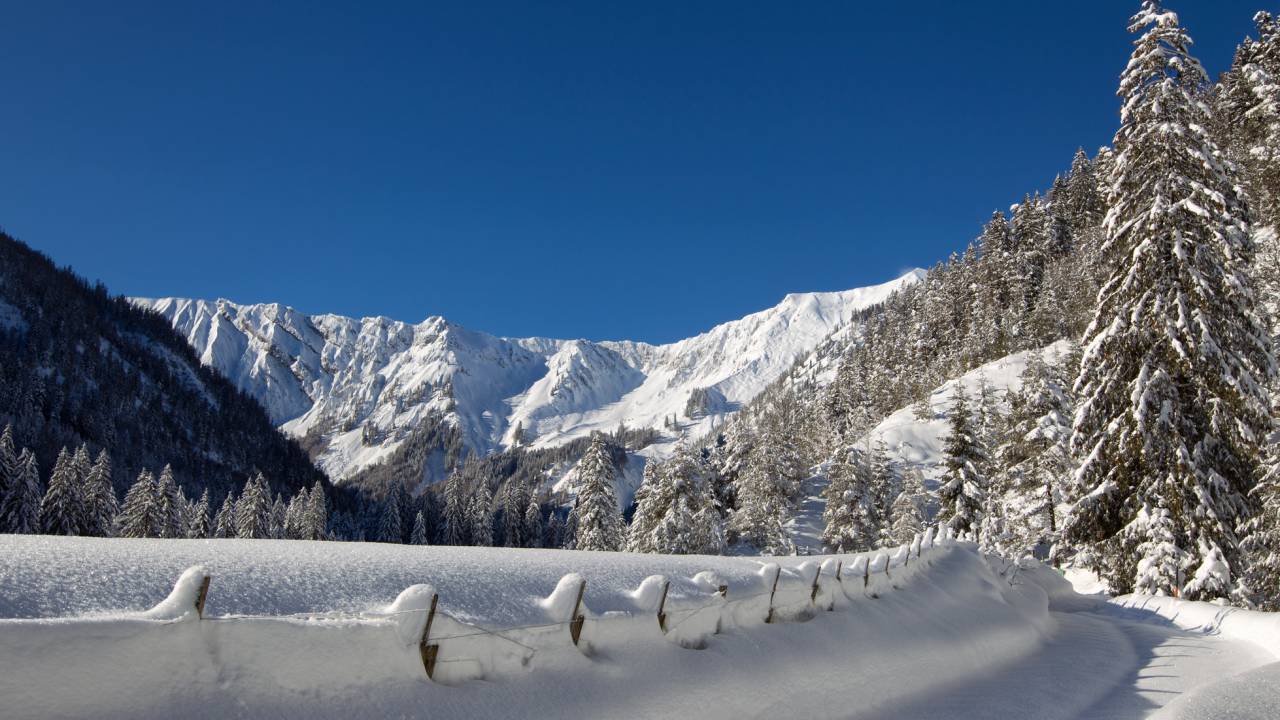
[136, 271, 921, 483]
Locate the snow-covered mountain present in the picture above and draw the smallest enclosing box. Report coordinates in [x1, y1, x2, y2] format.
[136, 270, 921, 483]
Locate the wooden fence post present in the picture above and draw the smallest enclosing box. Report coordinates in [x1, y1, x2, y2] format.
[194, 575, 211, 619]
[828, 561, 843, 611]
[569, 579, 587, 646]
[863, 559, 870, 589]
[765, 567, 781, 624]
[657, 580, 670, 633]
[809, 567, 822, 604]
[419, 593, 440, 680]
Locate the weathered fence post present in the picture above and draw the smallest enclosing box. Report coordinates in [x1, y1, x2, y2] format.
[657, 580, 670, 633]
[419, 593, 440, 680]
[765, 566, 782, 624]
[863, 559, 870, 589]
[569, 579, 587, 646]
[809, 567, 822, 604]
[194, 575, 211, 619]
[828, 561, 843, 611]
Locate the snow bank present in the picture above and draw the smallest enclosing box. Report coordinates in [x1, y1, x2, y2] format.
[1111, 594, 1280, 659]
[0, 535, 1064, 719]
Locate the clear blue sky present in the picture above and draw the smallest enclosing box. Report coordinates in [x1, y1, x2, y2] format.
[0, 1, 1263, 343]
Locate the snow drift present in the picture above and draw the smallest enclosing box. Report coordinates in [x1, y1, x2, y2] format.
[0, 531, 1085, 720]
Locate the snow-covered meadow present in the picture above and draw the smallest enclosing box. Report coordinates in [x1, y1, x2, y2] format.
[3, 533, 1278, 719]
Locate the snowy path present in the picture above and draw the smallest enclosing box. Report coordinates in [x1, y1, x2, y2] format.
[856, 596, 1273, 720]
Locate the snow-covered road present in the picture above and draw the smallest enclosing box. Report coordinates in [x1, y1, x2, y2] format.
[859, 597, 1273, 720]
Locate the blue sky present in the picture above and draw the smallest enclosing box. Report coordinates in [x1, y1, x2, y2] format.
[0, 1, 1263, 343]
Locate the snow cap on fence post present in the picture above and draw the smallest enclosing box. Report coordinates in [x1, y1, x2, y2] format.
[922, 526, 936, 549]
[142, 565, 211, 622]
[760, 563, 782, 624]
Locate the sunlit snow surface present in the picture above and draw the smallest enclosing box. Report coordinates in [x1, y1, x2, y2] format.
[2, 535, 1277, 720]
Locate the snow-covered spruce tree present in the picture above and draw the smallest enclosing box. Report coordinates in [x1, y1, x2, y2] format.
[627, 460, 665, 552]
[305, 481, 328, 540]
[188, 488, 211, 539]
[284, 488, 308, 539]
[1217, 11, 1280, 228]
[545, 511, 563, 549]
[568, 433, 624, 552]
[442, 470, 470, 546]
[410, 510, 429, 545]
[1066, 2, 1275, 599]
[524, 495, 543, 548]
[1239, 444, 1280, 608]
[469, 480, 494, 547]
[990, 350, 1074, 560]
[116, 470, 157, 538]
[937, 385, 988, 541]
[269, 494, 287, 539]
[0, 425, 17, 521]
[40, 447, 81, 535]
[866, 438, 899, 547]
[501, 478, 528, 548]
[235, 473, 272, 539]
[212, 491, 235, 538]
[153, 464, 186, 539]
[80, 449, 117, 537]
[889, 467, 929, 545]
[628, 444, 719, 554]
[821, 445, 876, 553]
[729, 429, 797, 555]
[1, 449, 42, 534]
[378, 490, 404, 543]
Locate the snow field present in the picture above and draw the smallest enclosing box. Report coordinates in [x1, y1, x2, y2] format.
[0, 528, 1086, 719]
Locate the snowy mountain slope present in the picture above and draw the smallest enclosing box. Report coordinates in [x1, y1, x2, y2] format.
[137, 270, 921, 483]
[789, 341, 1074, 552]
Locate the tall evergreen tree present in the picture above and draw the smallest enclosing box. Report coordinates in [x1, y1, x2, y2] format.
[213, 490, 236, 538]
[305, 481, 328, 541]
[80, 449, 117, 537]
[889, 468, 929, 546]
[2, 449, 42, 534]
[729, 429, 797, 555]
[989, 350, 1074, 560]
[821, 446, 876, 553]
[378, 490, 404, 543]
[153, 464, 185, 539]
[116, 470, 157, 539]
[0, 425, 18, 523]
[469, 480, 494, 547]
[188, 488, 211, 539]
[523, 495, 543, 549]
[40, 447, 80, 535]
[568, 434, 624, 551]
[937, 385, 987, 540]
[410, 510, 429, 545]
[501, 478, 528, 548]
[442, 471, 470, 546]
[235, 473, 272, 539]
[1067, 2, 1275, 598]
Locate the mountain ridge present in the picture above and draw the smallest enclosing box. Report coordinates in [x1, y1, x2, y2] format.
[136, 269, 923, 485]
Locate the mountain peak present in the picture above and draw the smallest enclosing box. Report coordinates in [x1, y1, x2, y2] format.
[137, 269, 919, 484]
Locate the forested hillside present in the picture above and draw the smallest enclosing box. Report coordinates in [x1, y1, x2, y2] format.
[0, 233, 329, 517]
[635, 3, 1280, 606]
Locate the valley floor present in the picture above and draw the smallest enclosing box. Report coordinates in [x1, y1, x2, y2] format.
[0, 535, 1276, 719]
